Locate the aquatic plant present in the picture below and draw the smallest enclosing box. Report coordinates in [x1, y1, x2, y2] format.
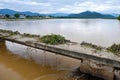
[40, 34, 66, 45]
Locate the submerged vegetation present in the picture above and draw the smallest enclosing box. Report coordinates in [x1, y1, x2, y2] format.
[1, 29, 120, 55]
[0, 29, 20, 35]
[81, 41, 120, 56]
[81, 41, 103, 51]
[40, 34, 66, 45]
[0, 29, 40, 38]
[107, 44, 120, 55]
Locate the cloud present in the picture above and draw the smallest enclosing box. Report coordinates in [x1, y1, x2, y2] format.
[58, 0, 120, 13]
[0, 0, 120, 13]
[0, 0, 50, 6]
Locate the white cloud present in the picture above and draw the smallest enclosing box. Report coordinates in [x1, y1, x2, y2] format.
[0, 0, 120, 13]
[23, 1, 51, 6]
[59, 8, 68, 11]
[58, 0, 120, 13]
[0, 0, 51, 7]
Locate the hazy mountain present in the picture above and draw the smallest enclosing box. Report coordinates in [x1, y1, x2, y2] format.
[49, 13, 69, 17]
[68, 11, 115, 18]
[20, 11, 41, 16]
[111, 13, 119, 17]
[0, 9, 43, 16]
[0, 9, 117, 18]
[0, 9, 18, 15]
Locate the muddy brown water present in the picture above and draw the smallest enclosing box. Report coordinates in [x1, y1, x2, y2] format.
[0, 41, 82, 80]
[1, 19, 120, 80]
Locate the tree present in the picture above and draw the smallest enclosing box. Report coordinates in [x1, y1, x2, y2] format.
[14, 14, 20, 18]
[5, 14, 10, 18]
[118, 15, 120, 20]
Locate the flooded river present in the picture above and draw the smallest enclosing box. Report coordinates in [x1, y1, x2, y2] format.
[0, 41, 81, 80]
[0, 19, 120, 80]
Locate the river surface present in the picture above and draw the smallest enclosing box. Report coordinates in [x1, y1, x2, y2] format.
[0, 19, 120, 80]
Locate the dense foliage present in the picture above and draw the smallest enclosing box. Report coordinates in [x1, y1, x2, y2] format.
[118, 15, 120, 20]
[5, 14, 10, 18]
[40, 34, 66, 45]
[14, 14, 20, 18]
[107, 44, 120, 55]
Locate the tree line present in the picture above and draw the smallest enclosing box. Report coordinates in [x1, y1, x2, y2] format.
[5, 14, 20, 18]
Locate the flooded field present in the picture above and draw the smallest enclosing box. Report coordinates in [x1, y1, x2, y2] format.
[0, 19, 120, 80]
[0, 41, 81, 80]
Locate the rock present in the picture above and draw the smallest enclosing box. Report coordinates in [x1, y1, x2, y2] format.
[79, 60, 114, 80]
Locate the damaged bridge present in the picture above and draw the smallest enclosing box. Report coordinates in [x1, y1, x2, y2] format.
[0, 29, 120, 80]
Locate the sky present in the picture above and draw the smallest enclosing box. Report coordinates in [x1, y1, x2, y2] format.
[0, 0, 120, 14]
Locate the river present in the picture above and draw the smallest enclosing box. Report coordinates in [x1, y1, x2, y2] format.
[0, 19, 120, 80]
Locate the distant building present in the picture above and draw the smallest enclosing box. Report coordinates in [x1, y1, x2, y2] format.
[19, 14, 26, 19]
[0, 14, 5, 19]
[10, 15, 15, 18]
[44, 16, 50, 18]
[9, 14, 26, 19]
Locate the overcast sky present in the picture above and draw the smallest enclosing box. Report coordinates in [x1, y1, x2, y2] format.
[0, 0, 120, 14]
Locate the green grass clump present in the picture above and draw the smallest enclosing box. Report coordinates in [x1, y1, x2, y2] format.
[40, 34, 66, 45]
[107, 44, 120, 55]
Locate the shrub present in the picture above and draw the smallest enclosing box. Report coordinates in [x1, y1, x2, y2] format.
[118, 15, 120, 20]
[107, 44, 120, 55]
[40, 34, 66, 45]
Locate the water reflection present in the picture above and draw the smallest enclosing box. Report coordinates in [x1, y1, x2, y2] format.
[6, 41, 80, 70]
[0, 41, 80, 80]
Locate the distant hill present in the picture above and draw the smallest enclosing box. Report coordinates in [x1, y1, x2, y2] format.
[68, 11, 116, 18]
[111, 13, 119, 17]
[49, 13, 69, 17]
[0, 9, 117, 18]
[0, 9, 43, 16]
[0, 9, 18, 15]
[20, 11, 41, 16]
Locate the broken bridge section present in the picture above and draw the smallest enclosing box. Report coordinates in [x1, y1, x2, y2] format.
[0, 29, 120, 80]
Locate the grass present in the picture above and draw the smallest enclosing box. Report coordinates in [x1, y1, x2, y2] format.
[81, 41, 120, 56]
[80, 41, 103, 51]
[0, 29, 40, 38]
[0, 29, 20, 35]
[40, 34, 66, 45]
[22, 33, 40, 37]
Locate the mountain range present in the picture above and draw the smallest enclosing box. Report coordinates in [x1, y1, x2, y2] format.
[68, 11, 116, 18]
[0, 9, 44, 16]
[0, 9, 119, 18]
